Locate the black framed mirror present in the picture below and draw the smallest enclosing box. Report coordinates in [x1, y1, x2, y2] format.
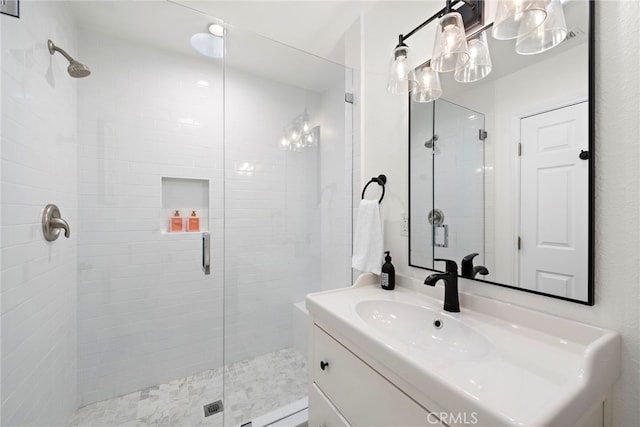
[409, 0, 593, 305]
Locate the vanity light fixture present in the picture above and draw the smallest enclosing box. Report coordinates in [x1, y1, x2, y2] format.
[387, 0, 483, 101]
[454, 30, 492, 83]
[491, 0, 548, 40]
[515, 0, 567, 55]
[431, 5, 470, 73]
[412, 65, 442, 103]
[387, 36, 416, 94]
[389, 0, 568, 103]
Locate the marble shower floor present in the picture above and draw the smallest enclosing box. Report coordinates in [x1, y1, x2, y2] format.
[69, 348, 308, 427]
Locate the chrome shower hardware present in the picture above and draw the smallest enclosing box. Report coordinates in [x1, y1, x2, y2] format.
[47, 39, 91, 78]
[42, 204, 70, 241]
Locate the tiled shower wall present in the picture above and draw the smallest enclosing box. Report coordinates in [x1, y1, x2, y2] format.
[76, 30, 225, 405]
[77, 29, 351, 403]
[223, 65, 350, 364]
[1, 1, 78, 424]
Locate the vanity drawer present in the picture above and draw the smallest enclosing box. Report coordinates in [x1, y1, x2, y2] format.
[309, 383, 351, 427]
[312, 325, 442, 426]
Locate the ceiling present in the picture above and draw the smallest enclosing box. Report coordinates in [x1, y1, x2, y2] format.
[175, 1, 369, 61]
[68, 1, 367, 92]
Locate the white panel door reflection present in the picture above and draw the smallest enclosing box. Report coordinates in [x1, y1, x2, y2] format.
[519, 102, 588, 300]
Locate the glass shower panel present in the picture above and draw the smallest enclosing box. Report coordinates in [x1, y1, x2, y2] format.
[222, 25, 353, 426]
[433, 99, 485, 266]
[73, 1, 225, 423]
[409, 101, 436, 269]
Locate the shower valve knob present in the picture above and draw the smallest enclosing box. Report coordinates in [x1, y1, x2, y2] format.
[320, 360, 329, 371]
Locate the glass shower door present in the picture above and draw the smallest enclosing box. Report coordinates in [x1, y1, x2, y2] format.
[432, 99, 485, 267]
[72, 1, 226, 425]
[222, 25, 353, 426]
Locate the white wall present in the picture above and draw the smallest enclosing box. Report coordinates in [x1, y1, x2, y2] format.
[360, 1, 443, 273]
[1, 1, 78, 424]
[76, 30, 225, 404]
[360, 1, 640, 424]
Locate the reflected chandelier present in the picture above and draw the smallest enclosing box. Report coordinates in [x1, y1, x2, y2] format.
[279, 110, 320, 152]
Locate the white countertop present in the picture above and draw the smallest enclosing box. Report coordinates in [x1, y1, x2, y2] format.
[306, 273, 620, 426]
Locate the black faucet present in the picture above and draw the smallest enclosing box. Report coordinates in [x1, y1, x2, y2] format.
[461, 253, 489, 279]
[424, 259, 460, 313]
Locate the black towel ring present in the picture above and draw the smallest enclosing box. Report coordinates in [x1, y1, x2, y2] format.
[361, 174, 387, 204]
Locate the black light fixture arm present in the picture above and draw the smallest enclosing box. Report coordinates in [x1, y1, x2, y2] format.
[400, 0, 481, 43]
[445, 0, 453, 14]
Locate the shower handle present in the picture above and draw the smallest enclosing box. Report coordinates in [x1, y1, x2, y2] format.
[202, 232, 211, 275]
[42, 204, 70, 241]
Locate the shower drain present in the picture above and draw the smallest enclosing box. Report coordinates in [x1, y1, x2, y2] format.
[203, 400, 224, 417]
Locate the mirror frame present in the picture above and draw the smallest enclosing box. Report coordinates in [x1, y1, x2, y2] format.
[407, 0, 595, 305]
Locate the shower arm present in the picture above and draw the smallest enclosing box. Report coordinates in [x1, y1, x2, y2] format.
[48, 40, 77, 63]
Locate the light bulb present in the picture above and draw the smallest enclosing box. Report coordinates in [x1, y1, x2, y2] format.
[454, 31, 492, 83]
[516, 0, 567, 55]
[492, 0, 549, 40]
[431, 12, 470, 73]
[411, 66, 442, 103]
[387, 43, 416, 94]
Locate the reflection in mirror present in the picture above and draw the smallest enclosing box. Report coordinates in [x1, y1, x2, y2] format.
[410, 100, 485, 272]
[409, 0, 592, 304]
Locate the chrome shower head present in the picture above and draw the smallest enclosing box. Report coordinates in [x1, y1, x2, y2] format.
[48, 39, 91, 78]
[67, 61, 91, 78]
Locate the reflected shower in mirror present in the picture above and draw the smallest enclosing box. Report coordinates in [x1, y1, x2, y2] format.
[409, 0, 592, 304]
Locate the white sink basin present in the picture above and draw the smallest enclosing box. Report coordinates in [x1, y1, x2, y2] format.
[355, 299, 493, 361]
[306, 273, 621, 426]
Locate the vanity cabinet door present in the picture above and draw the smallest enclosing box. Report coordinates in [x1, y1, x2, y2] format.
[312, 325, 444, 427]
[309, 383, 351, 427]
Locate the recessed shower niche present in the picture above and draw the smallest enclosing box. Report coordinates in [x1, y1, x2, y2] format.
[161, 177, 209, 234]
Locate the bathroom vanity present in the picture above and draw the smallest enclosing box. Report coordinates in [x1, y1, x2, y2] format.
[306, 274, 620, 426]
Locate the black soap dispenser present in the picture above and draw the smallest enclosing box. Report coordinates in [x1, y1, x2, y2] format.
[381, 251, 395, 290]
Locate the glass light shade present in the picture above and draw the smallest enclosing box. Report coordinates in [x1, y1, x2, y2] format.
[492, 0, 549, 40]
[411, 66, 442, 103]
[387, 44, 416, 94]
[515, 0, 567, 55]
[431, 12, 470, 73]
[454, 31, 492, 83]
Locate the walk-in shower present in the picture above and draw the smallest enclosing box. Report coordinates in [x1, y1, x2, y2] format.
[1, 1, 354, 426]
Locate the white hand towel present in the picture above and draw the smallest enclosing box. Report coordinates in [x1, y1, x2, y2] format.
[351, 199, 383, 275]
